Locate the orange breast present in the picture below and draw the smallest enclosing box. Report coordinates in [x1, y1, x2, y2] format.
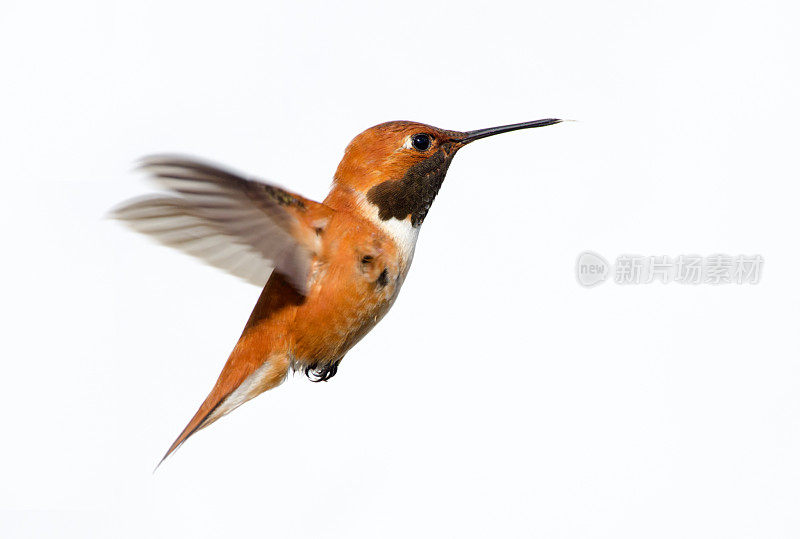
[243, 209, 405, 369]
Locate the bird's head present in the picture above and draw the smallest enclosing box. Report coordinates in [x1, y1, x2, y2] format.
[332, 119, 561, 227]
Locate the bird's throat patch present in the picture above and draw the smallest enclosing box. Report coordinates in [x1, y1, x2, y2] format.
[366, 148, 454, 227]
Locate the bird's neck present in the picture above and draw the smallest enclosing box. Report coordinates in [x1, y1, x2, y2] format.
[324, 184, 419, 265]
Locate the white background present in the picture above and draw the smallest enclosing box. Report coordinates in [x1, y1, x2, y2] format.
[2, 1, 799, 537]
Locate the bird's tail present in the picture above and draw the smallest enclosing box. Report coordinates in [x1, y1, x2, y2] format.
[156, 340, 291, 469]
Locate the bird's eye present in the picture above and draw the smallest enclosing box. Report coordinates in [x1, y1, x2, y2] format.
[411, 133, 432, 151]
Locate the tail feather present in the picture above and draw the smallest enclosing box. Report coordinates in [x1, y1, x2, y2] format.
[155, 343, 291, 469]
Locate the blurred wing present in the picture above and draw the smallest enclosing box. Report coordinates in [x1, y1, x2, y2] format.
[112, 155, 333, 293]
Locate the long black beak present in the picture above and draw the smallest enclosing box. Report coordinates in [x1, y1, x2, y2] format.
[454, 118, 562, 144]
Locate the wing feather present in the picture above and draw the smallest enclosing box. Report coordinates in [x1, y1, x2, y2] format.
[112, 155, 333, 292]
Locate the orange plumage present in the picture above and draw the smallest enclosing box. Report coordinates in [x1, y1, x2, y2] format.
[112, 119, 562, 465]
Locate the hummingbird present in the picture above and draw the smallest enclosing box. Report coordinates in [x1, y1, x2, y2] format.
[113, 118, 562, 465]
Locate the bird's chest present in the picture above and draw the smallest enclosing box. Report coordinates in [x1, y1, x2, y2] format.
[293, 218, 416, 360]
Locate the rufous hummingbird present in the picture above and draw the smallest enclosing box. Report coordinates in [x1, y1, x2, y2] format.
[113, 118, 562, 466]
